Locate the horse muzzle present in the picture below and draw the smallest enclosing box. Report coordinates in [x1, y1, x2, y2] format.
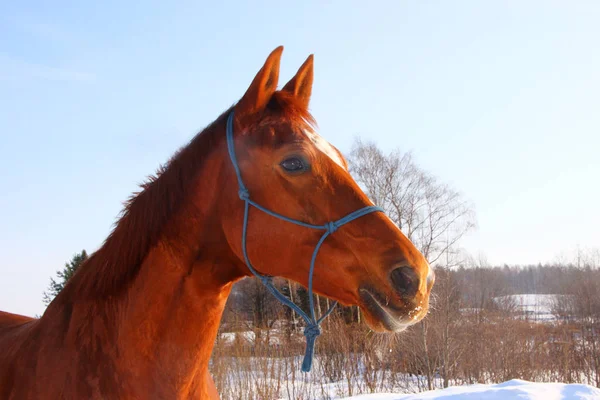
[358, 263, 433, 332]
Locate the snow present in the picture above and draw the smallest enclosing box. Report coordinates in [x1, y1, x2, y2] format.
[219, 330, 284, 345]
[217, 356, 600, 400]
[215, 353, 600, 399]
[493, 294, 572, 322]
[337, 380, 600, 400]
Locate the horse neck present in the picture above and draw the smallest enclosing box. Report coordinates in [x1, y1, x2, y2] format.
[42, 114, 246, 396]
[116, 239, 240, 396]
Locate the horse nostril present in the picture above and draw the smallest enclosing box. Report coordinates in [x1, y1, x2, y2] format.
[390, 266, 419, 299]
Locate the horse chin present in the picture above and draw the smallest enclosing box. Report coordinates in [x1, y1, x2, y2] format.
[358, 288, 420, 333]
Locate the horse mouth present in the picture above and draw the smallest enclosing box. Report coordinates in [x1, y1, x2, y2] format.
[358, 287, 424, 332]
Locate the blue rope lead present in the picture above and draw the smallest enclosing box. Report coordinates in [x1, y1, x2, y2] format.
[225, 110, 383, 372]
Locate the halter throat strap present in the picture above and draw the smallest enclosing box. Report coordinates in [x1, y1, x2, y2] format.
[225, 110, 383, 372]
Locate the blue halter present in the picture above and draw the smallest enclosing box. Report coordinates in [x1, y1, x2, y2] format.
[225, 110, 383, 372]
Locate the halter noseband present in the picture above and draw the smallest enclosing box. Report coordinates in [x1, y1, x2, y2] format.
[226, 110, 383, 372]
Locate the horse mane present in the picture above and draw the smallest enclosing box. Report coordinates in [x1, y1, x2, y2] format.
[51, 108, 230, 302]
[51, 91, 315, 303]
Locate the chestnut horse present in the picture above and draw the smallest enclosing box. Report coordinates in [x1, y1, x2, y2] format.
[0, 47, 433, 399]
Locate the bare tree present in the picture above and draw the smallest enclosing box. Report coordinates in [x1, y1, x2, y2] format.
[347, 139, 476, 265]
[347, 139, 476, 391]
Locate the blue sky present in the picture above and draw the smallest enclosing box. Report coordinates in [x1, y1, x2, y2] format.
[1, 1, 599, 317]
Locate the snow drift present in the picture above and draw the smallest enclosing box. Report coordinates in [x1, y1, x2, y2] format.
[339, 379, 600, 400]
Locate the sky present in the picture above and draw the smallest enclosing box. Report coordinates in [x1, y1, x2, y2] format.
[1, 1, 599, 317]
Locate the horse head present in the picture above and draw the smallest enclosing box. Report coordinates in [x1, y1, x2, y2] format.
[223, 46, 434, 334]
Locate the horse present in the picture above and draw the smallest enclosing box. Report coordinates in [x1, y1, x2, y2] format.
[0, 46, 434, 399]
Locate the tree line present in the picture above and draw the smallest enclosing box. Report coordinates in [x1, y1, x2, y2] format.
[212, 254, 600, 398]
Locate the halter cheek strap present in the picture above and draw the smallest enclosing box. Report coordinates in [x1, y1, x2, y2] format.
[226, 110, 383, 372]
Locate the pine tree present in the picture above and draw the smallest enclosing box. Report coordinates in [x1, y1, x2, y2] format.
[42, 250, 88, 305]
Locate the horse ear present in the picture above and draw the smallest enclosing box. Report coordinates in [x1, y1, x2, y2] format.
[237, 46, 284, 115]
[282, 54, 314, 109]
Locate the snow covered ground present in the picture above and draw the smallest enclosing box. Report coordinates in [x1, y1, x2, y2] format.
[216, 356, 600, 400]
[493, 294, 572, 322]
[338, 379, 600, 400]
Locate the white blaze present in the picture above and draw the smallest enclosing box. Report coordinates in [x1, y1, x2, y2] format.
[302, 128, 346, 170]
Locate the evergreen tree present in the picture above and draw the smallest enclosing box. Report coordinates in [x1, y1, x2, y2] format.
[42, 250, 88, 305]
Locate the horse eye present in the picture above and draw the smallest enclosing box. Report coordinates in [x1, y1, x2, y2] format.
[280, 157, 306, 173]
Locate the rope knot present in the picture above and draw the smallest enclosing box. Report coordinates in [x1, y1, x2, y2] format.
[303, 324, 321, 340]
[326, 221, 338, 234]
[238, 188, 249, 200]
[301, 324, 321, 372]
